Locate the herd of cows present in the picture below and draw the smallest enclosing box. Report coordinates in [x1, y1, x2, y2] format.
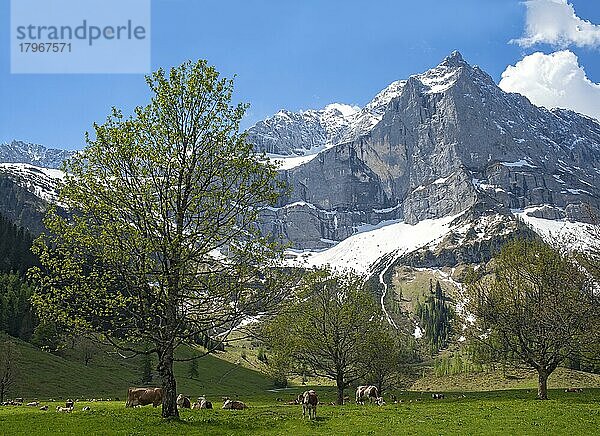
[122, 384, 386, 419]
[0, 397, 106, 412]
[0, 384, 451, 418]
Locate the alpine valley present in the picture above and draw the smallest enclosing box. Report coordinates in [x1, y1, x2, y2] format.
[2, 52, 599, 313]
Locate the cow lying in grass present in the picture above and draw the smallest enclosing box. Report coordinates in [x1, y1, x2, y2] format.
[176, 394, 191, 409]
[192, 397, 213, 409]
[302, 390, 318, 419]
[222, 398, 247, 410]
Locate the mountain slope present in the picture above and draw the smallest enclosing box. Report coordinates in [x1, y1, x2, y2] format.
[1, 332, 273, 399]
[0, 163, 63, 234]
[0, 142, 69, 233]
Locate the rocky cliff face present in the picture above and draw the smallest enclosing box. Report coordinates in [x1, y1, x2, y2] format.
[252, 52, 600, 249]
[0, 175, 49, 235]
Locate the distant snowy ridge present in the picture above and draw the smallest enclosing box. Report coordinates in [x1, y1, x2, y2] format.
[0, 140, 73, 169]
[515, 207, 599, 252]
[248, 78, 408, 160]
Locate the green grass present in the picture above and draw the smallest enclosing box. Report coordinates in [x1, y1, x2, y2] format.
[391, 266, 461, 314]
[3, 332, 600, 434]
[1, 389, 599, 435]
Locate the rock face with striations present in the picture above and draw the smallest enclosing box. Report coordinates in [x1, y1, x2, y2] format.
[251, 51, 600, 249]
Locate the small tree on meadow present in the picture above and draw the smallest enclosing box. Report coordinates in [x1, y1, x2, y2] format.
[465, 238, 598, 399]
[188, 356, 199, 379]
[262, 269, 395, 405]
[361, 321, 415, 395]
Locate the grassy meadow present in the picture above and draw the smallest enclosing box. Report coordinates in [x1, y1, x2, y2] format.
[1, 389, 599, 435]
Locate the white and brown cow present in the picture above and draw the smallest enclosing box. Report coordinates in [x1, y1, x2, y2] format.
[192, 396, 213, 409]
[176, 394, 191, 409]
[356, 385, 381, 405]
[301, 390, 318, 419]
[222, 398, 248, 410]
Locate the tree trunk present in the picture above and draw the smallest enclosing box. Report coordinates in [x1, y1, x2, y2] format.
[158, 343, 179, 418]
[537, 368, 549, 400]
[336, 375, 345, 405]
[0, 383, 4, 403]
[377, 379, 383, 397]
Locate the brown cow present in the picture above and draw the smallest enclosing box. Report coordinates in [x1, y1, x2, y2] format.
[125, 387, 163, 407]
[565, 388, 583, 393]
[302, 390, 318, 419]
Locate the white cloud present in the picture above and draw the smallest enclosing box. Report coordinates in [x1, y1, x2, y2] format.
[499, 50, 600, 121]
[512, 0, 600, 48]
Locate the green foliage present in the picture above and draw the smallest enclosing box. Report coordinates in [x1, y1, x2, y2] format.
[30, 320, 61, 352]
[361, 320, 419, 393]
[0, 273, 36, 340]
[434, 350, 485, 377]
[416, 279, 454, 355]
[257, 347, 268, 364]
[188, 357, 199, 380]
[141, 350, 154, 384]
[0, 212, 38, 276]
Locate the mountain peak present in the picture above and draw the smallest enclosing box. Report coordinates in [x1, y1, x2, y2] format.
[440, 50, 466, 67]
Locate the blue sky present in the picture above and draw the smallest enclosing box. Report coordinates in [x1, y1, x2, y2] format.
[1, 0, 599, 150]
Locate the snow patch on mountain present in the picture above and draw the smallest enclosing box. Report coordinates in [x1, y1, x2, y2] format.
[284, 213, 462, 274]
[324, 103, 360, 118]
[0, 162, 64, 203]
[267, 153, 320, 170]
[417, 68, 460, 94]
[515, 208, 598, 251]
